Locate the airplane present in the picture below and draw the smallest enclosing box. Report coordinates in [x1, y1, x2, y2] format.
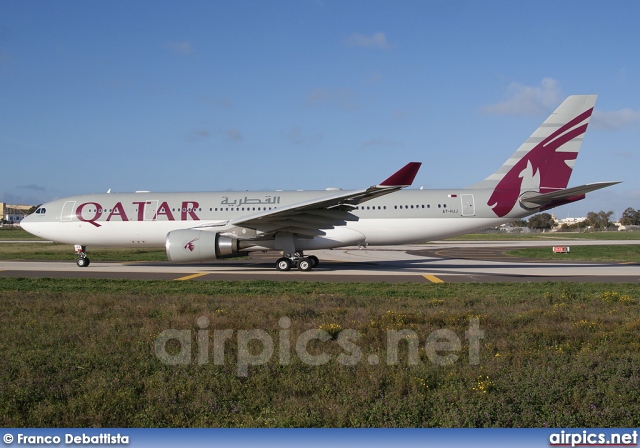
[21, 95, 619, 271]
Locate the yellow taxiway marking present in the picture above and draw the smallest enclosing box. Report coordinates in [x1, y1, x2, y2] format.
[423, 274, 444, 283]
[175, 273, 209, 281]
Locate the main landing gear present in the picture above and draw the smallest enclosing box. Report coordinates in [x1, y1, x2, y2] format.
[275, 252, 319, 272]
[74, 245, 90, 267]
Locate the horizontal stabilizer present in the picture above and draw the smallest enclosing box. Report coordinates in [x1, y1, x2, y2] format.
[519, 181, 620, 210]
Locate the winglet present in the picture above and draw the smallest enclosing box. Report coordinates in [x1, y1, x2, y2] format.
[379, 162, 422, 187]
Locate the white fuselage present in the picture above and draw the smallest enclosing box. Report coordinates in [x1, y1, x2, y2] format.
[20, 188, 523, 251]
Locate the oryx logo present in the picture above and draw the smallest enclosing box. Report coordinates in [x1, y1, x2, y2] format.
[488, 108, 593, 217]
[184, 238, 199, 252]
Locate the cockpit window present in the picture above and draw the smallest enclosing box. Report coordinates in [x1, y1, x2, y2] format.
[35, 208, 46, 214]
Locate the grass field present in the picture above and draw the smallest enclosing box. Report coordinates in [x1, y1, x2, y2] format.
[446, 231, 640, 241]
[507, 246, 640, 263]
[0, 228, 42, 239]
[1, 278, 639, 427]
[0, 242, 170, 262]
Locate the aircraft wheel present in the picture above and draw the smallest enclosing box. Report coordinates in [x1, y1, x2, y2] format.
[76, 257, 90, 268]
[276, 257, 292, 271]
[308, 255, 319, 268]
[297, 257, 313, 272]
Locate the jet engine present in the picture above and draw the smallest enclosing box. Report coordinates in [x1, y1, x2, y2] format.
[166, 229, 242, 263]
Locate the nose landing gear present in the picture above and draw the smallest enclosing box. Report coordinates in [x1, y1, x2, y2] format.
[74, 245, 90, 267]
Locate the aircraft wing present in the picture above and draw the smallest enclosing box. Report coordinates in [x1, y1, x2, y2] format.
[225, 162, 421, 236]
[519, 181, 620, 210]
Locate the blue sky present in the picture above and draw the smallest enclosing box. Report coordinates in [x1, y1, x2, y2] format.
[1, 0, 639, 218]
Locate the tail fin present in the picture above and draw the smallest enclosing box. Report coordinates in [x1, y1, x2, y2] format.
[472, 95, 597, 217]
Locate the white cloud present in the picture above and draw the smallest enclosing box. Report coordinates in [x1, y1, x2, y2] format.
[591, 108, 640, 131]
[193, 129, 210, 138]
[482, 78, 563, 117]
[366, 71, 385, 85]
[187, 128, 211, 142]
[627, 189, 640, 200]
[346, 32, 393, 50]
[0, 190, 47, 206]
[360, 138, 404, 151]
[613, 149, 634, 159]
[199, 95, 233, 109]
[18, 184, 46, 191]
[394, 110, 408, 120]
[165, 40, 196, 56]
[485, 79, 640, 129]
[306, 88, 361, 111]
[286, 127, 322, 146]
[227, 128, 242, 141]
[0, 50, 10, 65]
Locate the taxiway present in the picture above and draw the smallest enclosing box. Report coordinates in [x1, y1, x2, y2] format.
[1, 240, 639, 283]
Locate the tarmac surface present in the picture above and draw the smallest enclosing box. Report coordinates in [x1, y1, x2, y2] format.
[1, 240, 639, 283]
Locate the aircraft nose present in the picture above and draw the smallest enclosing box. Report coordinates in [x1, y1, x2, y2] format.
[20, 214, 31, 228]
[20, 212, 37, 234]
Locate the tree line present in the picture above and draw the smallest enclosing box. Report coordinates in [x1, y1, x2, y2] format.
[511, 207, 640, 230]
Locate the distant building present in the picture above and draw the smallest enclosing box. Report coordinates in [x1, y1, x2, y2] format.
[559, 217, 587, 224]
[1, 202, 34, 225]
[5, 214, 25, 224]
